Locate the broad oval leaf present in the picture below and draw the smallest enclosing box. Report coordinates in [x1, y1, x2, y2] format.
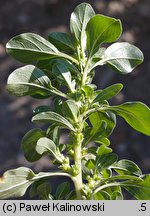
[48, 32, 74, 52]
[107, 102, 150, 136]
[32, 111, 75, 132]
[70, 3, 95, 51]
[102, 42, 144, 74]
[6, 33, 60, 63]
[21, 129, 46, 162]
[93, 83, 123, 103]
[36, 137, 63, 162]
[62, 100, 78, 121]
[0, 167, 35, 199]
[96, 153, 118, 172]
[7, 65, 53, 98]
[6, 33, 78, 65]
[0, 168, 71, 199]
[86, 15, 122, 55]
[111, 159, 142, 176]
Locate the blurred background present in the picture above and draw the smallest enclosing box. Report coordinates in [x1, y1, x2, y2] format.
[0, 0, 150, 198]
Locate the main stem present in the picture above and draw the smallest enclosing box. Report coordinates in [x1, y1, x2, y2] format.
[72, 54, 88, 199]
[73, 131, 83, 200]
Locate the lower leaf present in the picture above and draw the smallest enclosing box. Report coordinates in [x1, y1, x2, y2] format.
[122, 174, 150, 200]
[0, 167, 35, 199]
[0, 167, 71, 199]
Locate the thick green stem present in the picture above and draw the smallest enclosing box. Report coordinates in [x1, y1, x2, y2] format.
[72, 132, 83, 199]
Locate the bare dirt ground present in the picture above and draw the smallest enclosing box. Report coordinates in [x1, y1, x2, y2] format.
[0, 0, 150, 198]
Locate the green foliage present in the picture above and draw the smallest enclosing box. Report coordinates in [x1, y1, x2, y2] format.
[1, 2, 150, 200]
[102, 42, 144, 74]
[32, 111, 75, 131]
[86, 14, 122, 54]
[21, 128, 46, 162]
[48, 32, 75, 53]
[93, 83, 123, 103]
[106, 102, 150, 135]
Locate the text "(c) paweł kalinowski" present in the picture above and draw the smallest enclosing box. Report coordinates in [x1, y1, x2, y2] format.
[19, 202, 105, 212]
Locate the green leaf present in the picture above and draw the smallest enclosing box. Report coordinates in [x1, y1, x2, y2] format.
[21, 129, 45, 162]
[83, 121, 107, 146]
[54, 98, 63, 115]
[96, 153, 118, 172]
[54, 59, 80, 76]
[101, 42, 144, 74]
[93, 191, 110, 200]
[32, 111, 75, 132]
[88, 47, 106, 71]
[0, 167, 35, 199]
[107, 102, 150, 136]
[111, 191, 123, 200]
[7, 65, 53, 98]
[86, 15, 122, 55]
[30, 180, 53, 200]
[95, 137, 110, 146]
[86, 159, 95, 170]
[111, 159, 142, 176]
[82, 153, 95, 175]
[102, 169, 112, 178]
[0, 168, 71, 199]
[89, 111, 116, 137]
[55, 182, 70, 200]
[97, 145, 112, 156]
[52, 62, 75, 92]
[65, 190, 76, 200]
[37, 182, 53, 200]
[36, 137, 63, 162]
[122, 174, 150, 200]
[6, 33, 60, 63]
[93, 83, 123, 103]
[81, 85, 94, 98]
[6, 33, 78, 65]
[29, 178, 48, 198]
[33, 105, 51, 115]
[46, 125, 60, 146]
[103, 185, 122, 198]
[62, 100, 78, 121]
[37, 58, 80, 77]
[48, 32, 74, 52]
[70, 3, 95, 51]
